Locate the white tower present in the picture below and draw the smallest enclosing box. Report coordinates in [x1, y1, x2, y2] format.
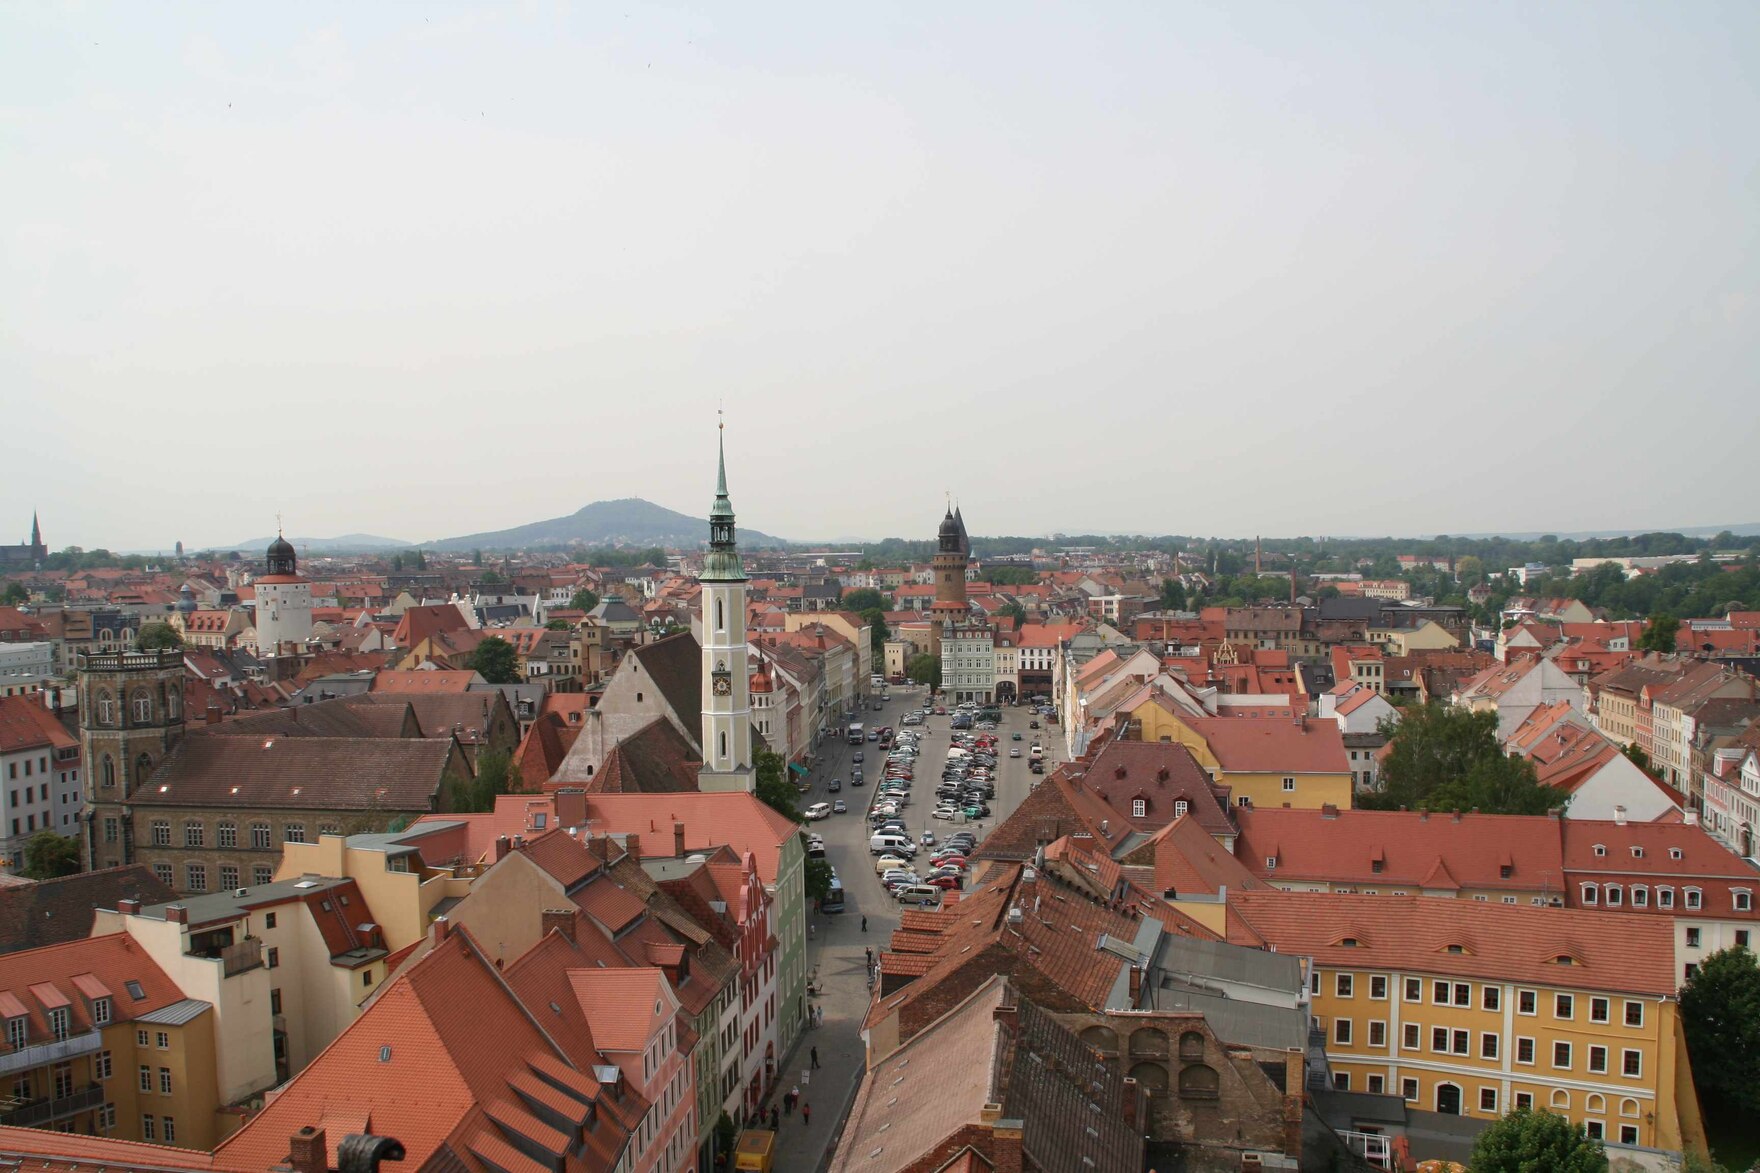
[699, 422, 755, 793]
[255, 531, 313, 658]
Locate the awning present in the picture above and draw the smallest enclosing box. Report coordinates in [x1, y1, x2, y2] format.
[788, 762, 809, 777]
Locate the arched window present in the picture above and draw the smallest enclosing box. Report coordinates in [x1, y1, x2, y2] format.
[1129, 1028, 1168, 1058]
[96, 691, 114, 725]
[1586, 1094, 1605, 1114]
[715, 598, 724, 632]
[1178, 1031, 1206, 1061]
[1177, 1063, 1219, 1100]
[1127, 1061, 1168, 1092]
[131, 692, 152, 723]
[1550, 1088, 1570, 1110]
[101, 755, 115, 788]
[1079, 1025, 1118, 1055]
[166, 689, 181, 719]
[1620, 1098, 1639, 1118]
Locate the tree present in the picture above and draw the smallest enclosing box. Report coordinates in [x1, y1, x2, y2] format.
[134, 621, 183, 651]
[999, 600, 1027, 626]
[22, 831, 82, 880]
[979, 566, 1037, 586]
[714, 1111, 738, 1168]
[1681, 946, 1760, 1113]
[1468, 1108, 1606, 1173]
[1639, 614, 1680, 654]
[754, 748, 801, 822]
[412, 548, 427, 570]
[472, 548, 484, 566]
[1622, 743, 1654, 774]
[905, 653, 941, 691]
[1, 582, 27, 605]
[1456, 554, 1484, 586]
[841, 588, 888, 614]
[805, 854, 834, 905]
[861, 608, 889, 659]
[1362, 704, 1562, 815]
[546, 618, 572, 631]
[1158, 578, 1186, 611]
[467, 748, 514, 813]
[570, 588, 600, 613]
[479, 570, 506, 586]
[467, 636, 520, 684]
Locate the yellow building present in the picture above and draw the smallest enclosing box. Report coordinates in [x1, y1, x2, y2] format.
[0, 934, 225, 1149]
[1227, 891, 1702, 1154]
[1125, 696, 1354, 809]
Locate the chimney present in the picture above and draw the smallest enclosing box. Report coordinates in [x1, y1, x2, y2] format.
[1320, 804, 1338, 820]
[289, 1126, 327, 1173]
[991, 1119, 1024, 1173]
[1121, 1075, 1140, 1131]
[1128, 964, 1143, 1002]
[624, 833, 641, 862]
[432, 916, 450, 944]
[673, 821, 687, 857]
[1684, 811, 1699, 826]
[494, 835, 511, 861]
[205, 703, 222, 726]
[165, 904, 188, 925]
[541, 909, 576, 943]
[117, 898, 141, 916]
[1613, 805, 1627, 826]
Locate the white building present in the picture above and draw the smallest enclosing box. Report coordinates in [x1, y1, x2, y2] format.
[699, 429, 756, 793]
[0, 694, 83, 873]
[252, 534, 313, 657]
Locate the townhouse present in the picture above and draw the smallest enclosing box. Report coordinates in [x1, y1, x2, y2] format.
[0, 696, 82, 876]
[1228, 891, 1691, 1150]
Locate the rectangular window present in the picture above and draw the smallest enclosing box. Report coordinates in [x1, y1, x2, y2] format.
[1553, 1041, 1572, 1069]
[1402, 1078, 1419, 1102]
[1432, 1027, 1449, 1053]
[152, 863, 172, 886]
[1332, 1071, 1350, 1091]
[1518, 989, 1537, 1015]
[1624, 1001, 1644, 1028]
[1452, 1029, 1469, 1055]
[1453, 982, 1470, 1007]
[103, 817, 118, 843]
[1620, 1124, 1639, 1146]
[135, 1029, 148, 1047]
[158, 1068, 171, 1095]
[1481, 1033, 1498, 1060]
[93, 1051, 111, 1080]
[92, 997, 111, 1025]
[284, 824, 305, 844]
[267, 947, 279, 969]
[1482, 986, 1500, 1011]
[265, 912, 277, 929]
[1555, 994, 1574, 1019]
[219, 865, 238, 891]
[155, 1032, 168, 1050]
[1658, 888, 1675, 909]
[1623, 1049, 1641, 1077]
[1404, 978, 1421, 1002]
[1586, 1122, 1604, 1140]
[162, 1117, 175, 1145]
[151, 821, 170, 846]
[253, 866, 273, 885]
[1433, 980, 1449, 1004]
[141, 1115, 155, 1141]
[1282, 777, 1295, 792]
[97, 1102, 115, 1131]
[1370, 975, 1387, 1000]
[1591, 997, 1610, 1023]
[270, 988, 282, 1016]
[1334, 1019, 1352, 1045]
[1368, 1021, 1386, 1047]
[217, 823, 237, 848]
[1515, 1092, 1533, 1111]
[185, 864, 206, 892]
[4, 1017, 23, 1049]
[1367, 1074, 1385, 1095]
[1402, 1023, 1420, 1050]
[1685, 889, 1702, 910]
[1687, 927, 1702, 947]
[47, 1008, 68, 1040]
[184, 822, 203, 848]
[1517, 1037, 1535, 1065]
[1480, 1087, 1498, 1113]
[138, 1065, 151, 1093]
[1588, 1045, 1608, 1073]
[251, 824, 271, 849]
[1336, 974, 1353, 998]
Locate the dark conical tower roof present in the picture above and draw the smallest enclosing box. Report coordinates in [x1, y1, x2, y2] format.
[938, 506, 961, 553]
[266, 531, 297, 577]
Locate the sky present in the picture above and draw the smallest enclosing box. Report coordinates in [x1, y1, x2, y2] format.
[3, 2, 1758, 552]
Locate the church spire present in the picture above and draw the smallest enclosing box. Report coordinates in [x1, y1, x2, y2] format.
[703, 415, 746, 582]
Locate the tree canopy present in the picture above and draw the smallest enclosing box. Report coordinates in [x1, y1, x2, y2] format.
[978, 566, 1037, 586]
[466, 635, 520, 684]
[569, 588, 600, 613]
[804, 854, 834, 905]
[22, 831, 82, 880]
[1, 582, 27, 605]
[906, 653, 941, 691]
[134, 621, 183, 651]
[461, 748, 514, 813]
[841, 588, 888, 614]
[1638, 614, 1680, 653]
[1468, 1108, 1606, 1173]
[754, 748, 801, 822]
[861, 608, 889, 658]
[1361, 703, 1562, 815]
[1681, 946, 1760, 1114]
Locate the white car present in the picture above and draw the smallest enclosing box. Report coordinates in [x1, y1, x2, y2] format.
[805, 803, 832, 820]
[874, 854, 912, 875]
[1009, 748, 1021, 757]
[932, 806, 959, 821]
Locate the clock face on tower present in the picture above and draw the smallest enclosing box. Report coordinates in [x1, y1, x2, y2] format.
[712, 658, 732, 696]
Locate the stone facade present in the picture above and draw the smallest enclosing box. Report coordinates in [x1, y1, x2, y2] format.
[79, 648, 186, 870]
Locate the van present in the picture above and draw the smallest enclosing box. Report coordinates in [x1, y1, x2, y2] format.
[895, 884, 941, 907]
[869, 832, 914, 856]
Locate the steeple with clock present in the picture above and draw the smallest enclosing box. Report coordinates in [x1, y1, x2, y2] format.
[699, 418, 756, 793]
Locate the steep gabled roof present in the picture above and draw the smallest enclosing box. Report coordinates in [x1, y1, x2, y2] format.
[627, 633, 701, 732]
[0, 866, 176, 957]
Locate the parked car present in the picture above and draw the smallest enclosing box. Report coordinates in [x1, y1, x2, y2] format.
[1009, 748, 1021, 758]
[832, 799, 848, 814]
[1029, 719, 1040, 729]
[874, 854, 912, 875]
[932, 806, 959, 821]
[828, 778, 843, 791]
[805, 802, 831, 820]
[895, 884, 942, 907]
[925, 874, 961, 890]
[920, 830, 936, 845]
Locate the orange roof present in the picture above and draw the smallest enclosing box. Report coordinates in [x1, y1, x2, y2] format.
[1226, 890, 1677, 995]
[1185, 715, 1349, 774]
[1235, 807, 1565, 892]
[567, 969, 669, 1053]
[580, 793, 800, 885]
[0, 933, 187, 1041]
[371, 669, 478, 693]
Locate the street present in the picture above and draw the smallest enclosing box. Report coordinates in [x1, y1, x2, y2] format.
[765, 685, 1067, 1169]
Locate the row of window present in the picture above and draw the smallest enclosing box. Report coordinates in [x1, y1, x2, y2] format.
[1339, 1074, 1644, 1144]
[137, 1065, 175, 1095]
[1581, 881, 1748, 912]
[1323, 972, 1646, 1027]
[91, 690, 181, 725]
[148, 819, 339, 849]
[1333, 1016, 1646, 1077]
[152, 862, 275, 891]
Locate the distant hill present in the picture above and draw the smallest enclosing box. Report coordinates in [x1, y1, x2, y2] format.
[207, 533, 413, 555]
[427, 498, 788, 552]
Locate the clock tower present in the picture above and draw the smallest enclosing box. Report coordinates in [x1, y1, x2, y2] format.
[698, 421, 756, 793]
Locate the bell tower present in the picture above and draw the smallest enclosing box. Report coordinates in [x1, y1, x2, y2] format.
[79, 647, 186, 871]
[698, 419, 756, 793]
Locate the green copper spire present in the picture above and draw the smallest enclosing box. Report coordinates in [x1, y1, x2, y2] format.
[704, 417, 746, 582]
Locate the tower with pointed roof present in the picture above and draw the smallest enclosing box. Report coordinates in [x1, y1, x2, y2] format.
[699, 422, 756, 793]
[0, 511, 46, 570]
[928, 502, 971, 658]
[254, 525, 313, 664]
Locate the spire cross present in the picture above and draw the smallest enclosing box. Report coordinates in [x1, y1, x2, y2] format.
[276, 512, 283, 537]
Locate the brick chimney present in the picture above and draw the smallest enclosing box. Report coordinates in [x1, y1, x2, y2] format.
[117, 898, 141, 916]
[289, 1125, 327, 1173]
[1320, 803, 1338, 820]
[494, 835, 512, 861]
[541, 909, 576, 943]
[624, 833, 641, 863]
[165, 904, 188, 925]
[432, 916, 450, 945]
[1121, 1075, 1139, 1131]
[991, 1119, 1024, 1173]
[205, 703, 222, 726]
[673, 821, 687, 857]
[553, 787, 587, 828]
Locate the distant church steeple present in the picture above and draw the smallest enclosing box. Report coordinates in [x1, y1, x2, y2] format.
[698, 415, 754, 793]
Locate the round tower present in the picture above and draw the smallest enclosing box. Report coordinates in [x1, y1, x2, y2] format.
[254, 531, 313, 658]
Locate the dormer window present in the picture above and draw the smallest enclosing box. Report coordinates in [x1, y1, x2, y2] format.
[1500, 865, 1513, 879]
[1265, 857, 1278, 870]
[1582, 883, 1599, 906]
[47, 1007, 68, 1041]
[1371, 860, 1384, 874]
[1670, 848, 1683, 860]
[1631, 846, 1644, 858]
[1445, 944, 1465, 954]
[92, 997, 111, 1026]
[1174, 800, 1188, 818]
[1132, 800, 1147, 818]
[1735, 890, 1752, 913]
[5, 1016, 25, 1049]
[1685, 888, 1703, 910]
[1593, 844, 1606, 857]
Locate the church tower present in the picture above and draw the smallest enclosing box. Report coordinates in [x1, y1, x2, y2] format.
[698, 423, 756, 793]
[254, 529, 313, 663]
[928, 503, 970, 656]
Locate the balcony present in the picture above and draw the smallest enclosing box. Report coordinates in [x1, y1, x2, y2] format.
[187, 936, 264, 977]
[0, 1082, 106, 1128]
[0, 1029, 103, 1077]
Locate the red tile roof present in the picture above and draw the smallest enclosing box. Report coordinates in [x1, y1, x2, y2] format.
[1185, 714, 1349, 774]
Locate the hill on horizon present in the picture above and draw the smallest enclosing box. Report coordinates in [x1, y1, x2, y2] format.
[205, 533, 413, 555]
[426, 497, 787, 552]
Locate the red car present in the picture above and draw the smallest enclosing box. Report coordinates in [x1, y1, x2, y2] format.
[925, 874, 961, 890]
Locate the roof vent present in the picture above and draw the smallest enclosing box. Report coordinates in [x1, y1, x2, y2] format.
[1007, 907, 1024, 925]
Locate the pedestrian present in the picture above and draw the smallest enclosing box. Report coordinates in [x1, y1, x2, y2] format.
[801, 1102, 811, 1127]
[861, 915, 868, 933]
[864, 946, 873, 966]
[770, 1105, 779, 1131]
[791, 1085, 800, 1112]
[811, 1046, 820, 1069]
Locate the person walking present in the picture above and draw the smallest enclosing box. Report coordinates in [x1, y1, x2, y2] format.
[864, 946, 873, 966]
[801, 1102, 811, 1127]
[811, 1046, 820, 1069]
[861, 915, 867, 932]
[769, 1105, 779, 1131]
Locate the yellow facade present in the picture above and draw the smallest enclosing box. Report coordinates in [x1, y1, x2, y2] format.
[1127, 701, 1354, 810]
[1308, 962, 1687, 1150]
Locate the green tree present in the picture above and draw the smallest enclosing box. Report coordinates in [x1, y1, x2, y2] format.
[805, 855, 834, 905]
[1456, 554, 1484, 586]
[999, 600, 1027, 626]
[754, 748, 801, 822]
[467, 635, 520, 684]
[714, 1112, 738, 1166]
[134, 621, 183, 651]
[906, 653, 941, 691]
[570, 588, 600, 613]
[979, 566, 1037, 586]
[841, 588, 888, 614]
[467, 748, 514, 813]
[1468, 1108, 1606, 1173]
[861, 608, 889, 659]
[479, 570, 506, 586]
[391, 553, 406, 571]
[1681, 946, 1760, 1113]
[412, 548, 427, 570]
[1363, 704, 1562, 815]
[1638, 614, 1680, 654]
[1159, 578, 1186, 611]
[1622, 743, 1654, 774]
[22, 831, 82, 880]
[546, 618, 572, 631]
[1, 582, 27, 605]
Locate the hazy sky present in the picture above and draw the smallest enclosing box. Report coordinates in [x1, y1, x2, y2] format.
[4, 3, 1757, 551]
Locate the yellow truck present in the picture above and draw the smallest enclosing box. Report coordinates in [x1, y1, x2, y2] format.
[734, 1129, 775, 1173]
